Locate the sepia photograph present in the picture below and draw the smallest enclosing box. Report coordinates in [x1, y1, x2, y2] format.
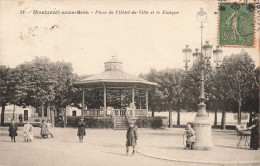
[0, 0, 259, 165]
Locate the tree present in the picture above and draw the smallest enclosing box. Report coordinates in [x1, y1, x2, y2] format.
[139, 69, 166, 117]
[0, 66, 16, 125]
[14, 57, 77, 120]
[14, 57, 55, 113]
[215, 51, 257, 126]
[142, 68, 187, 127]
[51, 61, 77, 115]
[242, 67, 259, 124]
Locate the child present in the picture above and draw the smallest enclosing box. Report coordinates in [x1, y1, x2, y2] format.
[9, 119, 18, 143]
[40, 120, 48, 138]
[46, 120, 54, 138]
[126, 122, 138, 155]
[77, 118, 86, 143]
[23, 120, 33, 142]
[184, 123, 196, 150]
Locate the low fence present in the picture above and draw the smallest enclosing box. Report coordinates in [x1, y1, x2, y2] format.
[82, 108, 147, 117]
[153, 112, 250, 125]
[84, 109, 104, 116]
[65, 116, 114, 128]
[62, 116, 166, 129]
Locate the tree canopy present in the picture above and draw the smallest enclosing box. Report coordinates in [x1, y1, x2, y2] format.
[0, 51, 258, 127]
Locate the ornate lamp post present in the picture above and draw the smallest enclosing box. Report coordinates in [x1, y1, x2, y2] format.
[183, 45, 192, 71]
[213, 46, 223, 126]
[182, 8, 223, 150]
[213, 46, 223, 69]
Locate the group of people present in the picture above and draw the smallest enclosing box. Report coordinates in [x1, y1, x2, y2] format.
[8, 120, 34, 143]
[8, 114, 259, 152]
[40, 120, 54, 138]
[8, 119, 54, 143]
[76, 117, 138, 155]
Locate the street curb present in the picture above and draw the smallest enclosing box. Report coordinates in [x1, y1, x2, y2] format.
[137, 149, 260, 165]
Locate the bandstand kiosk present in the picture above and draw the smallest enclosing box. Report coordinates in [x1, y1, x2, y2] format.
[74, 56, 157, 129]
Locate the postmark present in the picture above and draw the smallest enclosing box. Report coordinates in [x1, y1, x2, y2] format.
[218, 3, 255, 47]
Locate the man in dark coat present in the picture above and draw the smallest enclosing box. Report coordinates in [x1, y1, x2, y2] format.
[126, 122, 138, 155]
[77, 117, 86, 143]
[9, 119, 18, 142]
[248, 113, 259, 150]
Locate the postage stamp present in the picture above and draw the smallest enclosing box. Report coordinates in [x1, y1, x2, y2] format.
[218, 3, 255, 47]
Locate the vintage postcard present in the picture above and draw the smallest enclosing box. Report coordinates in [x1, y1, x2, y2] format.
[0, 0, 259, 166]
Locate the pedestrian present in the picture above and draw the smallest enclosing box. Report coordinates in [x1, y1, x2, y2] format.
[126, 121, 138, 156]
[40, 120, 48, 138]
[19, 114, 23, 123]
[8, 119, 18, 143]
[248, 113, 259, 150]
[23, 120, 33, 142]
[184, 123, 196, 150]
[77, 117, 86, 143]
[46, 120, 54, 138]
[62, 115, 66, 128]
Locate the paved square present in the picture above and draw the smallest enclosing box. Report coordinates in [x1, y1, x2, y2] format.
[0, 127, 259, 166]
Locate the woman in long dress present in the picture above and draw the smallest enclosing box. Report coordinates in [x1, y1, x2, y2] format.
[46, 120, 54, 138]
[77, 118, 86, 143]
[248, 113, 259, 150]
[40, 120, 48, 138]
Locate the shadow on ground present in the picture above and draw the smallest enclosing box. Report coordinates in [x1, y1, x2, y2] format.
[148, 145, 185, 151]
[144, 133, 183, 136]
[0, 139, 12, 143]
[100, 151, 126, 156]
[60, 140, 80, 143]
[89, 142, 123, 149]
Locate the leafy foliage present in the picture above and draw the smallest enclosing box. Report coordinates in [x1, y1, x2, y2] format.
[213, 51, 258, 123]
[0, 66, 17, 125]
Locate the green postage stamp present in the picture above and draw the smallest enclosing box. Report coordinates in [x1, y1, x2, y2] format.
[218, 3, 255, 47]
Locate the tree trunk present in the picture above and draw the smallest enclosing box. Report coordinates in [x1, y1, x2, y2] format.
[238, 83, 242, 125]
[1, 104, 6, 126]
[41, 103, 44, 117]
[152, 110, 154, 117]
[51, 110, 55, 127]
[221, 109, 226, 130]
[169, 109, 172, 128]
[249, 111, 253, 125]
[47, 102, 51, 120]
[214, 109, 217, 126]
[177, 109, 180, 125]
[238, 99, 242, 124]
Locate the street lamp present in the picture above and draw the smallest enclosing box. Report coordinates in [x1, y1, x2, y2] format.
[183, 45, 192, 71]
[212, 46, 223, 127]
[197, 8, 207, 24]
[182, 8, 223, 150]
[213, 46, 223, 69]
[203, 41, 213, 66]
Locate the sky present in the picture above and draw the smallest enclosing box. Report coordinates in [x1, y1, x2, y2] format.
[0, 0, 259, 76]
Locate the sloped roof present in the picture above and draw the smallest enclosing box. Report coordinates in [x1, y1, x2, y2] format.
[75, 70, 157, 85]
[74, 56, 157, 88]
